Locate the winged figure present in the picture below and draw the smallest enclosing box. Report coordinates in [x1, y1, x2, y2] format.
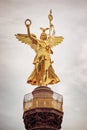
[15, 19, 64, 86]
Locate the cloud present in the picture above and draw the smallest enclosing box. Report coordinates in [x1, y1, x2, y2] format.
[0, 0, 87, 130]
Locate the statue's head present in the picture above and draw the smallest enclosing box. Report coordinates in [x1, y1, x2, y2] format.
[40, 28, 49, 40]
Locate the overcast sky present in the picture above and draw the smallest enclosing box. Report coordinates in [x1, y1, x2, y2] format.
[0, 0, 87, 130]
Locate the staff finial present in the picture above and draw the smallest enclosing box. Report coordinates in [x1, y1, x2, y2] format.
[48, 9, 55, 36]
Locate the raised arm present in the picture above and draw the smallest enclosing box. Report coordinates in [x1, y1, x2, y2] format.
[15, 19, 38, 52]
[25, 19, 32, 37]
[25, 19, 38, 44]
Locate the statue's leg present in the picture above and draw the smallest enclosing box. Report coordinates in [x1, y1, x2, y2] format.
[43, 60, 50, 85]
[35, 62, 41, 86]
[45, 70, 48, 86]
[35, 62, 38, 73]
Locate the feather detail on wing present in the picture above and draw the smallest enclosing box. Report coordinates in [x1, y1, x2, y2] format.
[47, 36, 64, 48]
[15, 34, 38, 52]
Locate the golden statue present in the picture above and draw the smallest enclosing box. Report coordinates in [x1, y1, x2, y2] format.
[15, 10, 64, 86]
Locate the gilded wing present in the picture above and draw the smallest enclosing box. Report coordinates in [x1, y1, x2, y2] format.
[15, 34, 38, 52]
[47, 36, 64, 48]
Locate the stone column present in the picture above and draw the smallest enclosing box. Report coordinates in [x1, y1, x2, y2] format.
[23, 86, 64, 130]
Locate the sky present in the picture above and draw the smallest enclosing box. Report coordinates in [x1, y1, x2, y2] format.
[0, 0, 87, 130]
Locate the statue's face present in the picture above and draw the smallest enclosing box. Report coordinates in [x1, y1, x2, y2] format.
[40, 33, 47, 40]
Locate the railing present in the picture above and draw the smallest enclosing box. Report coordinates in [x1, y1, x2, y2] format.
[23, 91, 63, 112]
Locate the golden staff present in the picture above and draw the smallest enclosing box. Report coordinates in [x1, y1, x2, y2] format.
[48, 9, 55, 36]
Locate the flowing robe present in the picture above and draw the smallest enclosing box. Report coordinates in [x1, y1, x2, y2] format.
[27, 40, 60, 86]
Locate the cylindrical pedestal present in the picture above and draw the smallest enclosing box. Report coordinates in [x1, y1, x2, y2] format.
[23, 86, 64, 130]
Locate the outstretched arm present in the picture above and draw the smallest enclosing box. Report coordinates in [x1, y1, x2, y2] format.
[15, 19, 38, 52]
[25, 19, 31, 38]
[25, 19, 38, 44]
